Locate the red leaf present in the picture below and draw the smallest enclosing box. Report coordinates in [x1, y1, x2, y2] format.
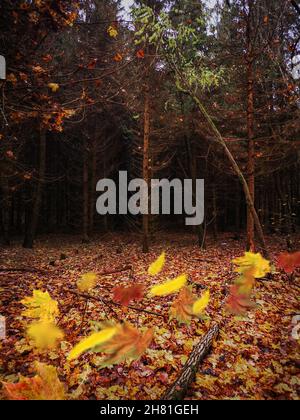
[225, 286, 254, 315]
[277, 252, 300, 274]
[112, 284, 145, 306]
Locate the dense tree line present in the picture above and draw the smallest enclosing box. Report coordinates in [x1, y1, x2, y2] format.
[0, 0, 299, 252]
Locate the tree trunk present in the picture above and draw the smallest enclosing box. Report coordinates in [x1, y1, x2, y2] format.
[89, 136, 96, 235]
[142, 75, 150, 253]
[162, 324, 220, 400]
[246, 55, 255, 252]
[23, 128, 46, 249]
[82, 137, 90, 243]
[0, 173, 10, 245]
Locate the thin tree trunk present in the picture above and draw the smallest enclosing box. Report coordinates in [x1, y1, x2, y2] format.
[246, 54, 255, 252]
[23, 128, 46, 249]
[89, 136, 96, 235]
[142, 75, 150, 253]
[82, 137, 90, 243]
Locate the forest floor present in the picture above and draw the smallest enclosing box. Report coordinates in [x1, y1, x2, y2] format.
[0, 232, 299, 400]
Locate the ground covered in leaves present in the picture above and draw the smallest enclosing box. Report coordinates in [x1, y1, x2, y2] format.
[0, 233, 299, 400]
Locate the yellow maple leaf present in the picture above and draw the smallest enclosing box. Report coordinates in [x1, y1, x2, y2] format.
[149, 274, 187, 297]
[26, 320, 64, 349]
[68, 326, 117, 361]
[21, 290, 59, 322]
[193, 289, 210, 316]
[107, 25, 118, 38]
[77, 272, 98, 292]
[233, 252, 271, 279]
[148, 252, 166, 276]
[48, 83, 59, 92]
[3, 362, 65, 400]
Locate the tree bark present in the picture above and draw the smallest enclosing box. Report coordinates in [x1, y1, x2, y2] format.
[23, 128, 46, 249]
[82, 136, 90, 243]
[162, 324, 220, 400]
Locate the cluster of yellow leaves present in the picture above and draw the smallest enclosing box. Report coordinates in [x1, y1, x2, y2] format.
[107, 25, 118, 38]
[77, 272, 98, 292]
[68, 323, 153, 367]
[148, 252, 210, 325]
[2, 362, 65, 400]
[21, 290, 64, 350]
[48, 83, 60, 92]
[226, 252, 271, 315]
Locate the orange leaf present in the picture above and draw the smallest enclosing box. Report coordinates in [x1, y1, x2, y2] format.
[169, 286, 195, 325]
[225, 286, 254, 316]
[2, 363, 65, 400]
[277, 251, 300, 274]
[112, 284, 145, 307]
[97, 323, 153, 367]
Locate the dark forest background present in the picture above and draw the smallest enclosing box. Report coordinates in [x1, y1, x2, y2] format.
[0, 0, 299, 252]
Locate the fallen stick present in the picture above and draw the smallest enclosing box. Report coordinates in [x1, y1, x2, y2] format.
[62, 287, 165, 319]
[162, 323, 220, 400]
[0, 268, 46, 274]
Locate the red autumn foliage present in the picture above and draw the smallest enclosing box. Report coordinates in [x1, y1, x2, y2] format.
[277, 251, 300, 274]
[112, 284, 145, 307]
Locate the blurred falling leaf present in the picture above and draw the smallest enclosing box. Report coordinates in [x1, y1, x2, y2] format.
[150, 274, 187, 297]
[77, 272, 98, 292]
[113, 284, 145, 306]
[233, 252, 271, 279]
[68, 326, 117, 361]
[225, 286, 254, 315]
[277, 251, 300, 274]
[26, 320, 64, 350]
[170, 286, 195, 324]
[193, 289, 210, 316]
[98, 323, 153, 367]
[148, 252, 166, 276]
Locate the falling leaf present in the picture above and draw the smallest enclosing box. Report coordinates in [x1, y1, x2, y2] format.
[112, 284, 145, 306]
[68, 326, 117, 361]
[108, 25, 118, 38]
[26, 320, 64, 349]
[21, 290, 59, 322]
[169, 286, 195, 324]
[225, 286, 255, 315]
[193, 289, 210, 316]
[233, 252, 271, 279]
[235, 268, 256, 295]
[77, 272, 98, 292]
[97, 323, 153, 367]
[148, 252, 166, 276]
[48, 83, 60, 92]
[149, 274, 187, 297]
[2, 362, 65, 400]
[277, 251, 300, 274]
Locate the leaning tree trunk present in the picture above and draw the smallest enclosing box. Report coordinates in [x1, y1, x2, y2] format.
[23, 128, 46, 249]
[191, 95, 270, 259]
[162, 324, 220, 400]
